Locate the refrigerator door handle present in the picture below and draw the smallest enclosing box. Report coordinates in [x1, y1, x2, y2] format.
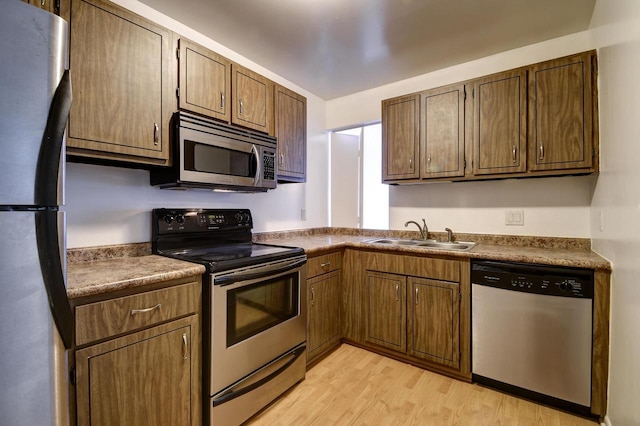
[35, 69, 72, 207]
[35, 211, 74, 349]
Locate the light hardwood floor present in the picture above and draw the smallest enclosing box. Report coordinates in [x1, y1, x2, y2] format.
[248, 344, 597, 426]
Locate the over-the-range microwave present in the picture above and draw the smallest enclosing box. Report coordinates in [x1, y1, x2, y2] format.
[151, 112, 277, 192]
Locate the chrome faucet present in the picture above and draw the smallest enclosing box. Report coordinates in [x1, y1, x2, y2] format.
[445, 227, 453, 243]
[404, 218, 430, 241]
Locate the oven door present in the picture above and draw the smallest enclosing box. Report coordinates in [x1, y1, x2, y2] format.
[210, 256, 307, 396]
[179, 125, 262, 188]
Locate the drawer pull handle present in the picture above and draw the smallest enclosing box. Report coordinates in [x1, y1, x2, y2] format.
[220, 91, 225, 110]
[311, 287, 315, 306]
[415, 287, 419, 304]
[320, 262, 331, 268]
[153, 123, 159, 145]
[395, 284, 400, 302]
[131, 303, 161, 315]
[182, 333, 188, 360]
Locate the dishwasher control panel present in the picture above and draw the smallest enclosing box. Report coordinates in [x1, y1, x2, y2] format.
[471, 260, 594, 298]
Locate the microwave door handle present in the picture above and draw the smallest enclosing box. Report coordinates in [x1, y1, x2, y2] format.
[214, 258, 306, 286]
[251, 144, 260, 185]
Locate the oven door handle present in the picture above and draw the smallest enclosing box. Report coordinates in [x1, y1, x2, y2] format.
[212, 345, 305, 407]
[214, 258, 306, 286]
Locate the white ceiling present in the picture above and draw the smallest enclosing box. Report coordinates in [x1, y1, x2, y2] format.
[138, 0, 596, 100]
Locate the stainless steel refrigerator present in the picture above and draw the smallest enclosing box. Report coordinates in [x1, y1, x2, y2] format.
[0, 2, 73, 425]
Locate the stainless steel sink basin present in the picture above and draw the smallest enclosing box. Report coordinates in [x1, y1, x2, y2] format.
[365, 238, 476, 251]
[414, 241, 476, 250]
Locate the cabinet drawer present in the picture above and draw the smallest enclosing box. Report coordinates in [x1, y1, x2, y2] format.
[307, 252, 342, 278]
[364, 252, 460, 282]
[75, 280, 200, 346]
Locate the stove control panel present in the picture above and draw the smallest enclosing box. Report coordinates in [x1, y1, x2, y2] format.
[153, 208, 253, 235]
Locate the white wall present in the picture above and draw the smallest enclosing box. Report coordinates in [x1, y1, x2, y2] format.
[326, 33, 596, 237]
[589, 0, 640, 424]
[64, 0, 329, 248]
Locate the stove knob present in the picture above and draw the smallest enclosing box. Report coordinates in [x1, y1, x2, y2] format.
[164, 214, 175, 224]
[175, 214, 185, 224]
[243, 212, 251, 224]
[234, 212, 243, 224]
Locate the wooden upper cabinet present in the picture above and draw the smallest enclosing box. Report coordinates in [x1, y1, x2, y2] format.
[473, 70, 527, 175]
[407, 278, 460, 369]
[62, 0, 174, 166]
[178, 38, 231, 122]
[382, 94, 420, 181]
[365, 271, 407, 352]
[421, 84, 465, 179]
[232, 63, 273, 135]
[528, 51, 595, 171]
[274, 84, 307, 182]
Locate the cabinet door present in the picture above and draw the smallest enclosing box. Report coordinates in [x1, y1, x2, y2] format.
[178, 38, 231, 122]
[408, 278, 460, 369]
[75, 317, 197, 426]
[63, 0, 173, 165]
[232, 63, 273, 134]
[421, 84, 465, 179]
[473, 70, 527, 175]
[274, 84, 307, 182]
[365, 271, 406, 352]
[382, 94, 420, 181]
[307, 270, 341, 362]
[528, 51, 595, 171]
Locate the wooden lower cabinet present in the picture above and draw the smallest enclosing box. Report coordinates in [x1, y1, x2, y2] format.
[71, 277, 202, 426]
[344, 249, 469, 378]
[306, 252, 343, 364]
[307, 270, 341, 362]
[75, 317, 196, 426]
[407, 278, 460, 369]
[365, 271, 406, 352]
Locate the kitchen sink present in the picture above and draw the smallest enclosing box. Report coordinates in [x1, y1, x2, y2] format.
[365, 238, 476, 251]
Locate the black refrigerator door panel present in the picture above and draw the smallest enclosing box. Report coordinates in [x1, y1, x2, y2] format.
[0, 1, 69, 207]
[0, 211, 72, 425]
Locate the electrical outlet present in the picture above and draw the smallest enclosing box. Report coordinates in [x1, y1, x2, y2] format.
[505, 209, 524, 226]
[301, 208, 306, 221]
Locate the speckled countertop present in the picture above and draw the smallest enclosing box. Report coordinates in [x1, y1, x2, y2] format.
[66, 255, 205, 299]
[66, 228, 610, 300]
[255, 232, 612, 271]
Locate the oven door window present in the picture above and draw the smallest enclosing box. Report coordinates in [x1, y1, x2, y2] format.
[184, 140, 257, 178]
[226, 273, 299, 347]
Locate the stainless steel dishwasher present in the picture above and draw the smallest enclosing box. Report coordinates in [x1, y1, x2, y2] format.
[471, 260, 594, 417]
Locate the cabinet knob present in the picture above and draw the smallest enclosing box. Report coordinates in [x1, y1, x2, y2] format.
[395, 284, 400, 301]
[409, 157, 412, 168]
[239, 98, 244, 115]
[415, 287, 419, 304]
[220, 91, 225, 110]
[310, 287, 315, 306]
[512, 145, 517, 163]
[539, 141, 545, 160]
[280, 153, 284, 166]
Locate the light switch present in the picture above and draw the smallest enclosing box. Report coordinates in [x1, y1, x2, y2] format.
[505, 209, 524, 226]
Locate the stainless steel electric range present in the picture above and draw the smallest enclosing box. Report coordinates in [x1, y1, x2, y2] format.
[152, 208, 307, 426]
